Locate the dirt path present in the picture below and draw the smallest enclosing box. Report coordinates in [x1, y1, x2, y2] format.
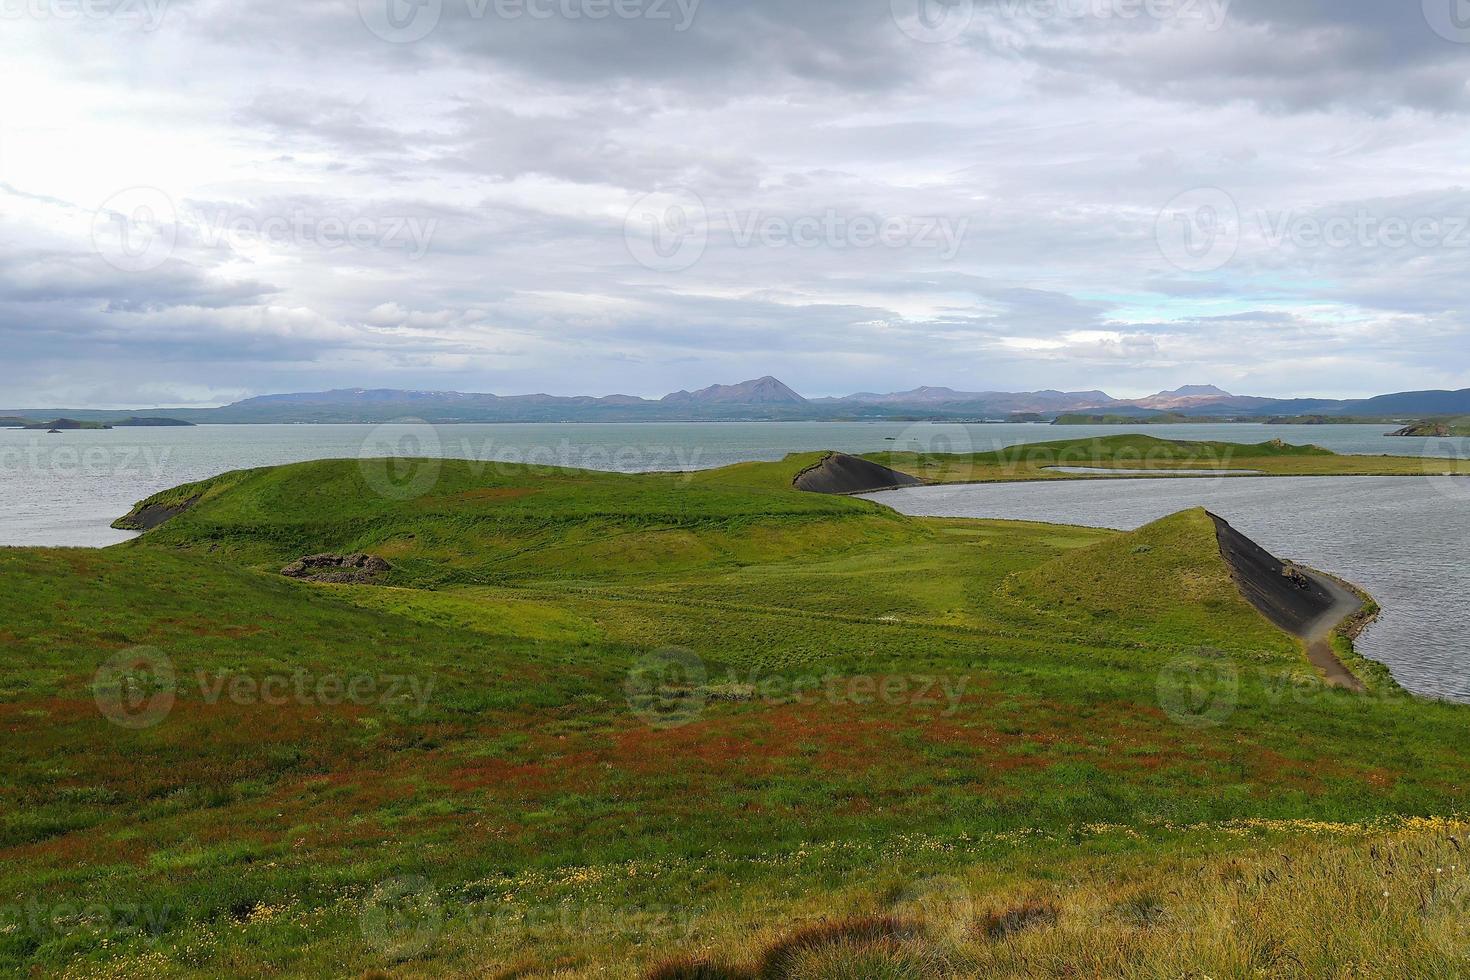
[1297, 570, 1367, 692]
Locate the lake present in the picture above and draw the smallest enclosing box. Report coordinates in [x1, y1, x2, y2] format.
[864, 475, 1470, 703]
[1, 420, 1465, 548]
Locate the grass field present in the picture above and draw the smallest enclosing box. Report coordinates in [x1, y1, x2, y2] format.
[864, 433, 1470, 483]
[3, 438, 1469, 977]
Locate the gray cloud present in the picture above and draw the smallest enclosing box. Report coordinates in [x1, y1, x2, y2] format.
[0, 0, 1468, 406]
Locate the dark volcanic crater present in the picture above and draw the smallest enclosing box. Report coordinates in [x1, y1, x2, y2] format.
[794, 453, 923, 495]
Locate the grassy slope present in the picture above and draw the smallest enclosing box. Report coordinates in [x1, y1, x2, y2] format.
[113, 455, 921, 586]
[1007, 507, 1292, 653]
[2, 451, 1469, 976]
[864, 433, 1470, 483]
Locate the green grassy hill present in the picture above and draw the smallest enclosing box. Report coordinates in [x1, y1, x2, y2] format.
[115, 455, 922, 585]
[864, 433, 1465, 483]
[3, 448, 1468, 977]
[1007, 508, 1296, 654]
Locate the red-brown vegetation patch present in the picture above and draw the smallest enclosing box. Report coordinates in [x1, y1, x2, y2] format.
[613, 700, 912, 778]
[439, 700, 931, 802]
[0, 696, 103, 727]
[1234, 746, 1336, 795]
[9, 827, 153, 867]
[443, 754, 570, 795]
[1360, 767, 1400, 791]
[4, 696, 382, 813]
[759, 700, 910, 769]
[59, 554, 100, 576]
[608, 716, 785, 779]
[644, 956, 748, 980]
[926, 698, 1232, 780]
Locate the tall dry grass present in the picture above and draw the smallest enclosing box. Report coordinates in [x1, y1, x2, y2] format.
[647, 819, 1470, 979]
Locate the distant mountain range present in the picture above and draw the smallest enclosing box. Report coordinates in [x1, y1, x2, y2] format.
[810, 386, 1118, 414]
[661, 376, 807, 406]
[7, 378, 1470, 425]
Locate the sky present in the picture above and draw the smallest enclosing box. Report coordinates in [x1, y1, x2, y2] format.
[4, 0, 1470, 407]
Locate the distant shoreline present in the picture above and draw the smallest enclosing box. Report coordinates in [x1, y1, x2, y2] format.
[0, 418, 1422, 428]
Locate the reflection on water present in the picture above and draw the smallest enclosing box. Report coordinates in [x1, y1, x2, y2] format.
[865, 476, 1470, 703]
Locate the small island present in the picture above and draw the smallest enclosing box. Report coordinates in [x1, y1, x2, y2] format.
[21, 418, 112, 431]
[1390, 417, 1470, 437]
[1053, 412, 1213, 425]
[111, 417, 196, 427]
[14, 416, 195, 431]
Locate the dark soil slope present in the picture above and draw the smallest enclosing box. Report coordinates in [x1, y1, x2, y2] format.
[1209, 512, 1337, 636]
[794, 452, 923, 494]
[113, 495, 201, 531]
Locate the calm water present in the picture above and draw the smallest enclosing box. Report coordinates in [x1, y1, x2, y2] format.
[864, 476, 1470, 702]
[1043, 466, 1265, 476]
[1, 421, 1465, 548]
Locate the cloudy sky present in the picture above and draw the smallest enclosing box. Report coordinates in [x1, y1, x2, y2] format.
[4, 0, 1470, 407]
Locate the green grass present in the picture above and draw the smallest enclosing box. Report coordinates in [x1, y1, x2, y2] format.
[864, 433, 1470, 483]
[1006, 508, 1295, 653]
[3, 446, 1469, 977]
[113, 454, 917, 586]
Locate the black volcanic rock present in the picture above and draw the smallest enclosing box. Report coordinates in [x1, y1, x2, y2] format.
[793, 453, 923, 494]
[1210, 513, 1337, 636]
[281, 553, 391, 584]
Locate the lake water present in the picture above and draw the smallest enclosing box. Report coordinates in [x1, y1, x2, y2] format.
[864, 476, 1470, 702]
[1, 420, 1465, 548]
[1042, 466, 1265, 476]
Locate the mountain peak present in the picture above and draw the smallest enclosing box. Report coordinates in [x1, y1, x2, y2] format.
[1162, 384, 1233, 398]
[1126, 384, 1247, 410]
[661, 377, 808, 405]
